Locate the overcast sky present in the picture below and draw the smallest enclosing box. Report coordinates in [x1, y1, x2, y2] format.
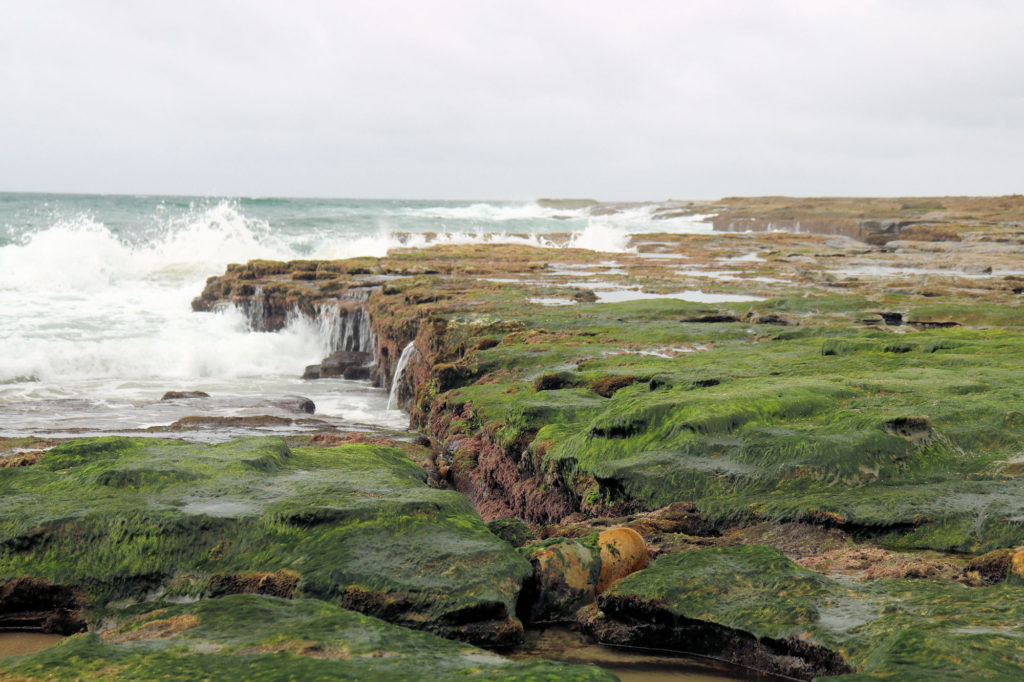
[1, 1, 1021, 200]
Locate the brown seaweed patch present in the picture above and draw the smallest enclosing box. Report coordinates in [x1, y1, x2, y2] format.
[164, 415, 294, 430]
[590, 376, 637, 398]
[206, 570, 299, 599]
[0, 451, 45, 468]
[883, 415, 934, 443]
[309, 433, 398, 448]
[797, 547, 962, 582]
[968, 549, 1013, 584]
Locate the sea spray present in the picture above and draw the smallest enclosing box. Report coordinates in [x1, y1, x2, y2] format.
[386, 342, 418, 412]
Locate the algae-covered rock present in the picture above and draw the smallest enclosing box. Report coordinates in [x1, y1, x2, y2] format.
[520, 539, 601, 623]
[594, 545, 1024, 680]
[487, 517, 536, 547]
[520, 529, 647, 623]
[0, 437, 532, 644]
[0, 595, 615, 681]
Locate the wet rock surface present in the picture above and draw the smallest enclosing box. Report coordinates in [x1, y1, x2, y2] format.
[589, 545, 1024, 680]
[312, 350, 374, 380]
[0, 437, 532, 645]
[0, 595, 614, 681]
[160, 391, 211, 400]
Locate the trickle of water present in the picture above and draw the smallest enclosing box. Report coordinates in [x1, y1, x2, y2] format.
[317, 303, 343, 352]
[386, 342, 418, 412]
[247, 286, 265, 331]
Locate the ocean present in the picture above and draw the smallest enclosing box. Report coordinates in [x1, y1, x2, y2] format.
[0, 193, 713, 441]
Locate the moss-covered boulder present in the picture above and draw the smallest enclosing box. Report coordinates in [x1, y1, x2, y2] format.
[590, 545, 1024, 680]
[520, 538, 602, 623]
[0, 437, 532, 644]
[519, 529, 647, 624]
[487, 518, 536, 547]
[0, 595, 615, 681]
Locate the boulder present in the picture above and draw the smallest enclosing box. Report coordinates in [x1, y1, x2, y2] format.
[596, 527, 647, 594]
[521, 540, 600, 623]
[160, 391, 210, 400]
[520, 528, 647, 623]
[265, 396, 316, 414]
[319, 351, 373, 379]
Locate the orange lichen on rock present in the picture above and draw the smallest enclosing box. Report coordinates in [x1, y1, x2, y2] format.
[0, 451, 45, 467]
[596, 527, 647, 594]
[1009, 547, 1024, 581]
[310, 432, 398, 448]
[521, 540, 600, 623]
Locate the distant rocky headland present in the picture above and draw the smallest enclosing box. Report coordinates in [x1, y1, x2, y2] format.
[4, 195, 1024, 680]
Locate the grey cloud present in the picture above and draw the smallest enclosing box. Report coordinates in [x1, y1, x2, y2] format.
[1, 0, 1021, 198]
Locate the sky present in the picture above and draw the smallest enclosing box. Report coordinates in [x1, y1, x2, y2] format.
[1, 0, 1021, 200]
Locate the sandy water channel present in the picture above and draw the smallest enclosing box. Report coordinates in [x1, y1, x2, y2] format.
[508, 627, 789, 681]
[0, 632, 66, 657]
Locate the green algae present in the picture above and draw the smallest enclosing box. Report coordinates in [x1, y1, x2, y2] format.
[601, 545, 1024, 680]
[182, 233, 1024, 678]
[0, 595, 614, 681]
[488, 518, 537, 548]
[436, 323, 1024, 551]
[0, 437, 531, 640]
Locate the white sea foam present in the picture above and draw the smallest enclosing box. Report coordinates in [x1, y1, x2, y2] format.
[567, 222, 635, 253]
[403, 202, 581, 222]
[0, 305, 326, 384]
[0, 203, 292, 293]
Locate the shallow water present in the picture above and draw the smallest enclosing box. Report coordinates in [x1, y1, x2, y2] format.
[592, 289, 764, 304]
[507, 627, 785, 681]
[0, 632, 65, 657]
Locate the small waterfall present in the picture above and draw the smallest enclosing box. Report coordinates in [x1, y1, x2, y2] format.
[247, 286, 265, 331]
[386, 342, 418, 412]
[355, 308, 375, 355]
[316, 303, 343, 352]
[315, 305, 375, 357]
[341, 310, 360, 351]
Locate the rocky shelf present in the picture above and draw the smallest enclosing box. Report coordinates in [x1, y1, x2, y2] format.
[6, 213, 1024, 679]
